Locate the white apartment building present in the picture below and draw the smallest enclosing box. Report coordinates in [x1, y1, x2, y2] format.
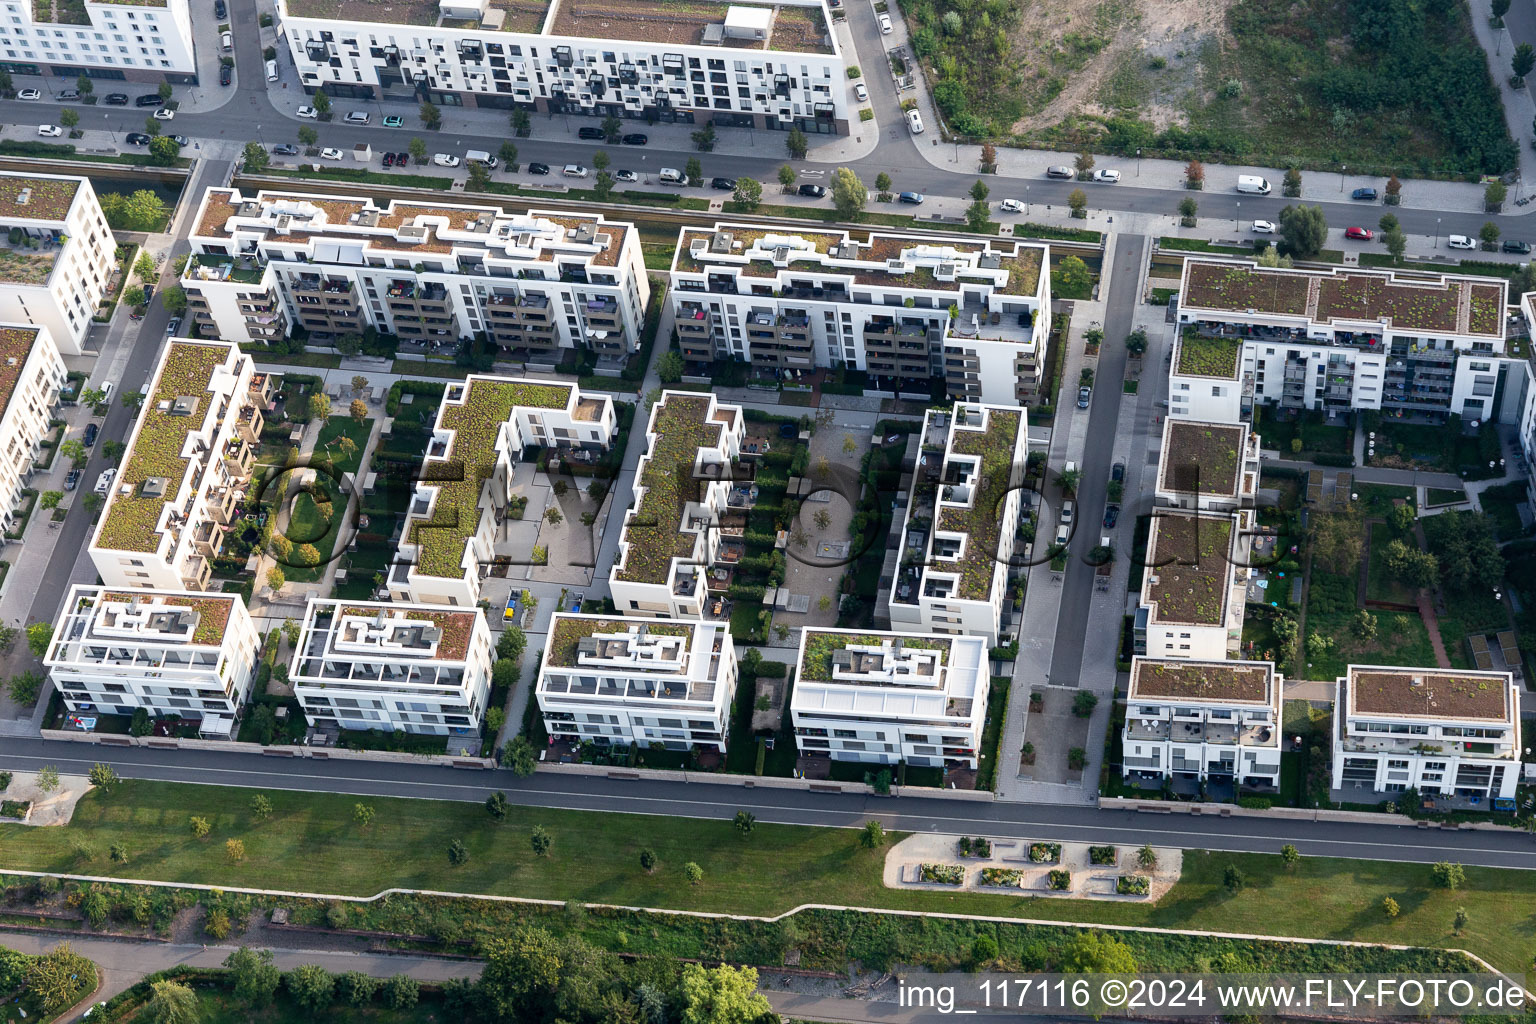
[1154, 418, 1259, 513]
[44, 585, 260, 737]
[1133, 509, 1254, 661]
[277, 0, 849, 134]
[1173, 258, 1521, 424]
[672, 223, 1052, 405]
[0, 324, 65, 534]
[609, 390, 745, 620]
[536, 614, 737, 752]
[1333, 665, 1522, 800]
[88, 340, 270, 591]
[389, 375, 616, 606]
[883, 403, 1027, 647]
[185, 189, 649, 362]
[0, 0, 197, 82]
[289, 599, 495, 736]
[0, 173, 115, 356]
[791, 627, 989, 769]
[1122, 656, 1282, 787]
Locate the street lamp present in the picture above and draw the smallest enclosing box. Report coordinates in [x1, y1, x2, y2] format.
[1435, 217, 1441, 248]
[1236, 200, 1241, 231]
[1024, 185, 1030, 215]
[1339, 164, 1346, 192]
[1136, 148, 1141, 178]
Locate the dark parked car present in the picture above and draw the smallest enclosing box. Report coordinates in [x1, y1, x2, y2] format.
[621, 133, 648, 145]
[103, 93, 129, 105]
[63, 469, 80, 492]
[136, 93, 164, 107]
[897, 191, 924, 204]
[577, 126, 604, 140]
[382, 151, 394, 167]
[220, 63, 232, 86]
[798, 184, 826, 197]
[83, 423, 98, 447]
[1077, 385, 1092, 409]
[710, 177, 737, 190]
[1503, 239, 1532, 255]
[57, 89, 80, 101]
[1103, 504, 1120, 529]
[214, 0, 226, 15]
[124, 132, 152, 146]
[528, 162, 550, 175]
[1111, 461, 1125, 483]
[1045, 166, 1074, 179]
[1350, 187, 1379, 201]
[394, 151, 409, 165]
[272, 143, 298, 155]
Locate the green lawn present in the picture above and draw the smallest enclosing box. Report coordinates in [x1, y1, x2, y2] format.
[1476, 480, 1529, 541]
[1426, 487, 1468, 506]
[1353, 483, 1414, 518]
[1364, 522, 1418, 606]
[974, 676, 1010, 792]
[313, 415, 373, 477]
[1304, 572, 1435, 679]
[5, 780, 1536, 973]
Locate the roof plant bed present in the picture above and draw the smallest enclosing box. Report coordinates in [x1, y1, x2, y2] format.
[1000, 251, 1044, 296]
[0, 248, 58, 286]
[0, 327, 39, 422]
[1161, 422, 1243, 495]
[799, 631, 951, 681]
[340, 605, 476, 660]
[1133, 661, 1270, 703]
[935, 409, 1023, 601]
[1175, 330, 1241, 379]
[1316, 276, 1458, 333]
[102, 592, 232, 646]
[0, 177, 80, 221]
[1183, 261, 1310, 316]
[615, 395, 724, 585]
[547, 617, 691, 667]
[1468, 285, 1503, 336]
[1144, 514, 1233, 626]
[99, 342, 228, 553]
[410, 378, 571, 578]
[1351, 669, 1509, 720]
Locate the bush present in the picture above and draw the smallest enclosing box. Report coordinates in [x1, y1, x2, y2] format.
[1237, 796, 1272, 810]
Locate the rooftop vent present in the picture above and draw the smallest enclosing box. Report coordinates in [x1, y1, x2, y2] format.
[169, 396, 199, 417]
[352, 210, 381, 228]
[573, 222, 596, 244]
[15, 188, 30, 206]
[139, 477, 169, 499]
[709, 231, 734, 254]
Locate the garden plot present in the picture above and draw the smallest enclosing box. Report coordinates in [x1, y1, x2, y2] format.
[0, 769, 93, 827]
[884, 833, 1181, 902]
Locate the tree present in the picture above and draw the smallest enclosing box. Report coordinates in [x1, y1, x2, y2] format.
[345, 397, 367, 424]
[640, 847, 657, 872]
[76, 75, 92, 96]
[38, 490, 62, 511]
[123, 285, 147, 309]
[158, 80, 173, 102]
[1481, 221, 1502, 251]
[1383, 896, 1400, 918]
[419, 100, 442, 130]
[691, 122, 717, 151]
[1305, 632, 1334, 661]
[733, 809, 756, 834]
[1224, 863, 1245, 892]
[338, 971, 379, 1007]
[60, 438, 88, 468]
[225, 946, 280, 1007]
[144, 116, 162, 136]
[227, 838, 245, 861]
[384, 974, 420, 1010]
[875, 171, 892, 193]
[1177, 195, 1198, 225]
[251, 793, 273, 821]
[684, 861, 704, 884]
[266, 566, 287, 592]
[1279, 204, 1328, 259]
[311, 90, 331, 115]
[593, 169, 615, 200]
[88, 762, 118, 791]
[162, 285, 187, 315]
[601, 115, 622, 143]
[965, 198, 989, 231]
[353, 803, 375, 829]
[1384, 538, 1438, 588]
[501, 735, 537, 776]
[968, 178, 989, 202]
[831, 167, 867, 220]
[1283, 166, 1302, 197]
[1310, 507, 1363, 574]
[499, 140, 518, 167]
[150, 135, 180, 165]
[544, 506, 563, 525]
[1280, 843, 1300, 867]
[732, 177, 763, 210]
[1184, 159, 1204, 189]
[511, 107, 531, 137]
[308, 392, 331, 422]
[497, 624, 527, 661]
[143, 979, 199, 1023]
[678, 963, 771, 1024]
[1067, 188, 1087, 218]
[26, 621, 53, 657]
[60, 108, 78, 131]
[1352, 609, 1378, 640]
[786, 126, 808, 159]
[448, 838, 469, 865]
[1432, 861, 1465, 889]
[531, 824, 552, 856]
[1385, 226, 1407, 263]
[1056, 254, 1091, 296]
[286, 964, 335, 1011]
[27, 944, 93, 1014]
[1515, 43, 1535, 79]
[467, 161, 490, 192]
[1454, 906, 1469, 934]
[408, 137, 427, 165]
[7, 671, 41, 706]
[1062, 931, 1137, 974]
[298, 126, 318, 146]
[777, 164, 797, 190]
[480, 925, 563, 1021]
[1494, 0, 1511, 22]
[860, 820, 886, 848]
[653, 349, 685, 384]
[190, 815, 211, 839]
[1485, 179, 1507, 212]
[813, 508, 832, 531]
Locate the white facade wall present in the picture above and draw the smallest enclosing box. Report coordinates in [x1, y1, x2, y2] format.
[1135, 509, 1250, 661]
[0, 174, 115, 356]
[0, 325, 65, 532]
[1121, 657, 1281, 786]
[0, 0, 196, 80]
[44, 586, 260, 736]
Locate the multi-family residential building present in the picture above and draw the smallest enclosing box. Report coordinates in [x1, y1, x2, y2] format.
[0, 325, 65, 534]
[184, 188, 649, 362]
[0, 173, 115, 356]
[289, 599, 495, 736]
[1121, 656, 1282, 787]
[671, 223, 1052, 404]
[0, 0, 197, 82]
[389, 375, 616, 607]
[1172, 258, 1520, 424]
[882, 403, 1027, 647]
[536, 614, 737, 752]
[277, 0, 849, 134]
[1154, 418, 1259, 513]
[608, 389, 745, 620]
[87, 340, 270, 591]
[44, 585, 260, 738]
[1132, 509, 1254, 661]
[791, 627, 989, 769]
[1332, 665, 1522, 800]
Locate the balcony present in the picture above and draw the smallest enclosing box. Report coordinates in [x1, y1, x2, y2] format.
[223, 437, 254, 479]
[236, 403, 264, 445]
[190, 519, 223, 559]
[180, 554, 212, 592]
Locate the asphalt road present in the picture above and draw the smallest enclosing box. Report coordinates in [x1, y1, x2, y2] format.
[0, 738, 1531, 870]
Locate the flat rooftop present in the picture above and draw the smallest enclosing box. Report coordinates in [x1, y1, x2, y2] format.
[1129, 657, 1274, 706]
[935, 407, 1023, 601]
[798, 630, 953, 684]
[95, 590, 235, 646]
[549, 0, 831, 53]
[546, 616, 694, 668]
[334, 602, 478, 661]
[0, 174, 80, 223]
[1174, 330, 1242, 379]
[1143, 513, 1234, 626]
[284, 0, 550, 30]
[1348, 667, 1513, 722]
[1181, 259, 1507, 340]
[1160, 420, 1247, 497]
[0, 327, 42, 424]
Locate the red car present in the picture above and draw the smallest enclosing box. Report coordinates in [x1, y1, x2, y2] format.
[1345, 226, 1373, 241]
[382, 152, 394, 168]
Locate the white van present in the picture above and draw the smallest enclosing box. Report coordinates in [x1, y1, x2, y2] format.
[344, 110, 371, 125]
[658, 167, 686, 184]
[465, 149, 498, 169]
[265, 59, 278, 82]
[1235, 174, 1271, 195]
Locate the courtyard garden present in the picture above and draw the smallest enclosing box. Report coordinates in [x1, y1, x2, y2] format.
[1362, 412, 1502, 479]
[1253, 408, 1353, 463]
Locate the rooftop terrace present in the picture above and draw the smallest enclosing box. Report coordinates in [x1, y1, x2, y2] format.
[96, 590, 233, 646]
[549, 0, 831, 52]
[547, 616, 693, 668]
[0, 326, 41, 424]
[334, 603, 478, 661]
[798, 630, 951, 683]
[1174, 329, 1242, 379]
[1130, 658, 1273, 705]
[1143, 513, 1234, 626]
[934, 407, 1023, 601]
[1348, 668, 1512, 722]
[284, 0, 550, 30]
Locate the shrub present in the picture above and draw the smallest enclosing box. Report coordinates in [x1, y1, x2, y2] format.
[1047, 870, 1071, 890]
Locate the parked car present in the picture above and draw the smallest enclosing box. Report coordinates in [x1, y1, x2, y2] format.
[906, 108, 923, 134]
[94, 467, 116, 495]
[320, 147, 345, 160]
[1344, 226, 1373, 241]
[1077, 385, 1092, 408]
[878, 12, 892, 32]
[798, 183, 827, 197]
[382, 151, 395, 168]
[383, 115, 404, 127]
[1350, 187, 1379, 201]
[135, 94, 163, 107]
[1103, 504, 1120, 529]
[166, 317, 181, 336]
[394, 151, 409, 165]
[710, 176, 737, 190]
[220, 30, 232, 50]
[1046, 165, 1074, 179]
[16, 88, 40, 100]
[214, 0, 226, 15]
[152, 107, 174, 120]
[1447, 234, 1476, 249]
[37, 125, 62, 137]
[528, 162, 550, 175]
[897, 191, 924, 204]
[577, 126, 604, 140]
[171, 134, 189, 146]
[272, 143, 298, 156]
[1060, 500, 1075, 525]
[1252, 219, 1276, 234]
[1111, 461, 1125, 483]
[296, 105, 318, 118]
[1503, 239, 1532, 254]
[1091, 169, 1121, 183]
[103, 93, 129, 105]
[562, 163, 589, 177]
[615, 169, 639, 183]
[57, 89, 80, 101]
[83, 423, 98, 447]
[854, 83, 867, 102]
[63, 469, 80, 491]
[124, 132, 151, 146]
[432, 153, 460, 167]
[343, 110, 369, 125]
[220, 64, 232, 86]
[621, 133, 648, 145]
[998, 198, 1023, 213]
